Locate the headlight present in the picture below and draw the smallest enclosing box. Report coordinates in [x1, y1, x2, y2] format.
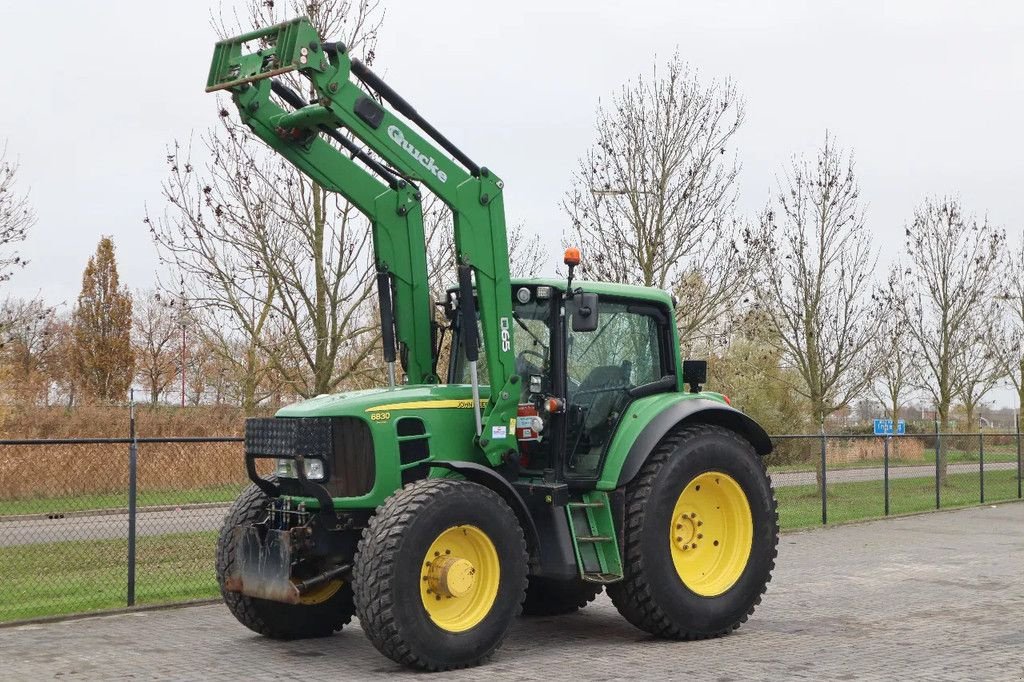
[274, 457, 326, 481]
[275, 458, 296, 478]
[304, 457, 325, 481]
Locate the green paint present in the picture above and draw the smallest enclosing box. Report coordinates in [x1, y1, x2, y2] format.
[566, 491, 623, 581]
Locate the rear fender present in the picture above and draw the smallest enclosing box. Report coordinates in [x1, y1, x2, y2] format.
[597, 396, 772, 490]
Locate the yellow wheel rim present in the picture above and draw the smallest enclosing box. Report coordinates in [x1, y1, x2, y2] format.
[669, 471, 753, 597]
[420, 525, 500, 632]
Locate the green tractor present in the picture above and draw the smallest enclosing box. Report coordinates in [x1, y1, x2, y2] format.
[208, 17, 778, 671]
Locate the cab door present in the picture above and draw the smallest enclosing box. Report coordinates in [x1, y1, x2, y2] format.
[562, 298, 673, 480]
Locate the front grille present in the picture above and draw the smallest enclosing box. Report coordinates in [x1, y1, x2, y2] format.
[245, 417, 375, 498]
[328, 417, 375, 498]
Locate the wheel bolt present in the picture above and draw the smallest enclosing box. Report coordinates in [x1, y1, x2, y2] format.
[691, 543, 697, 549]
[697, 521, 703, 526]
[697, 534, 703, 539]
[690, 513, 697, 519]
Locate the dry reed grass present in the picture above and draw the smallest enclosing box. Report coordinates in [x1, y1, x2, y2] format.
[825, 437, 925, 465]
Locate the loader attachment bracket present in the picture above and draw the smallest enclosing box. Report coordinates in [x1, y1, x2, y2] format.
[206, 18, 323, 92]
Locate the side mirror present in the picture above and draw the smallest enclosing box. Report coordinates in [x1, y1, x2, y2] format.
[682, 359, 707, 393]
[571, 292, 599, 332]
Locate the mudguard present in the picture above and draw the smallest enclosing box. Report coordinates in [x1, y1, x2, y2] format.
[597, 396, 772, 491]
[430, 460, 541, 554]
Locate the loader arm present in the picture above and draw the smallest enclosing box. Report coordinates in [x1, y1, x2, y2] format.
[207, 18, 520, 464]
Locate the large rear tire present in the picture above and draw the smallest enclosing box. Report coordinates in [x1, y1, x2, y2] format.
[215, 482, 355, 639]
[607, 424, 778, 639]
[521, 576, 602, 616]
[353, 479, 528, 671]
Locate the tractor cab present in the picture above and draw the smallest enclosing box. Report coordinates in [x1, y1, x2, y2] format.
[447, 274, 680, 483]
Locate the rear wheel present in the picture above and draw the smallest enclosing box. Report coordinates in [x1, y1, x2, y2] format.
[607, 424, 778, 638]
[353, 479, 528, 671]
[215, 482, 355, 639]
[521, 576, 602, 616]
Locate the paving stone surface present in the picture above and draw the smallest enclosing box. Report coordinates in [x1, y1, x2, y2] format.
[2, 502, 1022, 681]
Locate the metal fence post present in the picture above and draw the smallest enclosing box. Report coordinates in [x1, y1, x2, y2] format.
[1017, 412, 1022, 500]
[934, 420, 941, 510]
[978, 430, 984, 505]
[820, 424, 827, 525]
[883, 435, 890, 516]
[127, 392, 138, 607]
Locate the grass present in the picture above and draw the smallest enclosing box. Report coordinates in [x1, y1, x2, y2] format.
[776, 469, 1022, 529]
[0, 531, 218, 622]
[0, 484, 243, 517]
[0, 471, 1020, 623]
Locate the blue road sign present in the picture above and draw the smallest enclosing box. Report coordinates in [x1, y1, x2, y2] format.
[873, 418, 905, 435]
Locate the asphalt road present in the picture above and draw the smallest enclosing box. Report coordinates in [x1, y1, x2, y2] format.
[0, 461, 1018, 546]
[2, 502, 1021, 680]
[0, 505, 229, 548]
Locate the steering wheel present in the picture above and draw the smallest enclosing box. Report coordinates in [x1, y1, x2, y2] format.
[516, 349, 546, 383]
[519, 349, 546, 365]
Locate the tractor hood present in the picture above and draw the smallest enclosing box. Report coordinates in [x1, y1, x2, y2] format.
[274, 384, 491, 419]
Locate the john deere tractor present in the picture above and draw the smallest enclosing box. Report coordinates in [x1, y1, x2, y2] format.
[209, 17, 778, 671]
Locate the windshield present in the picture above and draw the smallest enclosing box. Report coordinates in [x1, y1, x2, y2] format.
[450, 294, 553, 389]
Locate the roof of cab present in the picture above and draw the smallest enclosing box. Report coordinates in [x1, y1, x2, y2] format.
[511, 277, 674, 306]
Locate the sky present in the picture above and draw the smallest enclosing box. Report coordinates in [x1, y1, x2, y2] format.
[2, 0, 1023, 402]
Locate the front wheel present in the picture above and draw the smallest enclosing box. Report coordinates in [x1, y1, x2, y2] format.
[607, 424, 778, 638]
[353, 479, 528, 671]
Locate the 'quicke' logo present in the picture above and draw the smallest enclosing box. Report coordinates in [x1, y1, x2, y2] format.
[387, 125, 448, 183]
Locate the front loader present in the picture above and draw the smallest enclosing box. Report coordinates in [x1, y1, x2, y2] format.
[208, 17, 779, 671]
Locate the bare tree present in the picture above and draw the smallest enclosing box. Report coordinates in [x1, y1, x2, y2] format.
[562, 52, 750, 350]
[954, 315, 1005, 429]
[0, 143, 33, 284]
[133, 290, 179, 406]
[151, 1, 385, 400]
[873, 269, 920, 454]
[0, 298, 58, 404]
[751, 134, 879, 432]
[903, 197, 1004, 482]
[998, 236, 1024, 420]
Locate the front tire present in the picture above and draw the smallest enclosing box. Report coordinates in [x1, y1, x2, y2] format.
[353, 479, 528, 671]
[607, 424, 778, 639]
[215, 482, 355, 639]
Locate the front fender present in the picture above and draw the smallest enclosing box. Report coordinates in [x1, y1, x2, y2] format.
[597, 395, 772, 491]
[430, 460, 540, 554]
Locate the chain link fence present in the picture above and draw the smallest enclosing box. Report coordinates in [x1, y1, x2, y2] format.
[0, 434, 248, 623]
[0, 423, 1021, 624]
[766, 430, 1023, 529]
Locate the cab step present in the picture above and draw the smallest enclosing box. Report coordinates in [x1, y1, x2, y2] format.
[565, 491, 623, 583]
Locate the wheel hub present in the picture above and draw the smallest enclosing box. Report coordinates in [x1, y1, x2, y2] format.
[672, 513, 698, 550]
[419, 525, 501, 632]
[427, 555, 477, 598]
[669, 471, 753, 597]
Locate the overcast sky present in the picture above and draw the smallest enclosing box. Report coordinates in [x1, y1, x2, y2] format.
[2, 1, 1023, 403]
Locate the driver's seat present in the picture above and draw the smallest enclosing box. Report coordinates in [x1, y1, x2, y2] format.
[574, 364, 629, 432]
